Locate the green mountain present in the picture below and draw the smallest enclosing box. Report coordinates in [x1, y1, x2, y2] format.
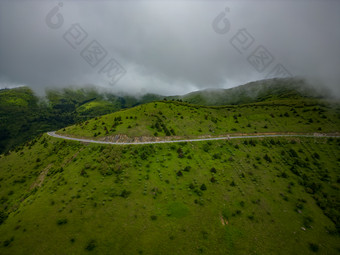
[174, 78, 333, 106]
[0, 84, 340, 254]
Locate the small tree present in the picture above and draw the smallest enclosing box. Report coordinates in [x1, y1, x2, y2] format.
[200, 184, 207, 191]
[264, 154, 272, 163]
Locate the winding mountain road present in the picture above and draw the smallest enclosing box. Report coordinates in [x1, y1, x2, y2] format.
[47, 131, 338, 145]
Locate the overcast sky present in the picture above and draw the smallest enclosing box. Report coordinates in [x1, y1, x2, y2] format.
[0, 0, 339, 96]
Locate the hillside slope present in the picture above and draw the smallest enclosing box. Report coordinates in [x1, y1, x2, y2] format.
[58, 99, 340, 141]
[0, 134, 339, 254]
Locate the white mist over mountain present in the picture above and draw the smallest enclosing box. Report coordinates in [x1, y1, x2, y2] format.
[0, 1, 339, 97]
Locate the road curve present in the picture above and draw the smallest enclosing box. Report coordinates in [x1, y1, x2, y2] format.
[47, 131, 339, 145]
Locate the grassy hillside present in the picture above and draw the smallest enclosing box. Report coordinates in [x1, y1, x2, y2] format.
[59, 99, 340, 140]
[0, 134, 339, 254]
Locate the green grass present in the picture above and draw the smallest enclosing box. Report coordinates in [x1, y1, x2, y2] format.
[76, 100, 121, 116]
[0, 134, 339, 254]
[59, 100, 340, 139]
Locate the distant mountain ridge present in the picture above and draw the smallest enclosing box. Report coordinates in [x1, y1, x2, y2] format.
[172, 78, 332, 106]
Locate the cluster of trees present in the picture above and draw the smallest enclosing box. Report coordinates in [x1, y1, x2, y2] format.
[151, 116, 175, 136]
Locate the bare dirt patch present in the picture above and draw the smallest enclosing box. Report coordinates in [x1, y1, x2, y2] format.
[220, 215, 228, 226]
[30, 163, 53, 190]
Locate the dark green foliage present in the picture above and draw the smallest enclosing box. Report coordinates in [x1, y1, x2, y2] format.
[210, 167, 217, 173]
[212, 153, 221, 159]
[280, 172, 288, 178]
[0, 211, 8, 225]
[202, 143, 210, 152]
[264, 154, 272, 163]
[85, 240, 96, 251]
[3, 237, 14, 247]
[309, 243, 319, 252]
[80, 169, 88, 177]
[200, 184, 207, 191]
[303, 216, 313, 228]
[140, 152, 147, 160]
[120, 190, 131, 198]
[313, 152, 320, 160]
[296, 203, 304, 210]
[249, 139, 257, 146]
[177, 148, 184, 158]
[248, 214, 255, 220]
[289, 149, 298, 157]
[183, 166, 191, 172]
[57, 218, 68, 225]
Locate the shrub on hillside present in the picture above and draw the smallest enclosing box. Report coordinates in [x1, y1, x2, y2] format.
[120, 190, 131, 198]
[289, 149, 298, 157]
[264, 154, 272, 163]
[0, 210, 8, 225]
[85, 240, 96, 251]
[183, 166, 191, 172]
[57, 218, 68, 225]
[200, 184, 207, 191]
[309, 243, 319, 252]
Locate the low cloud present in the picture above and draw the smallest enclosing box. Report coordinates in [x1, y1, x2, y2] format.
[0, 1, 339, 97]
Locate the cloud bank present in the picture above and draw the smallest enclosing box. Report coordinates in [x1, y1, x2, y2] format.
[0, 1, 339, 96]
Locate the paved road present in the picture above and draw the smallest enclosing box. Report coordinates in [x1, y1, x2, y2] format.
[47, 131, 338, 145]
